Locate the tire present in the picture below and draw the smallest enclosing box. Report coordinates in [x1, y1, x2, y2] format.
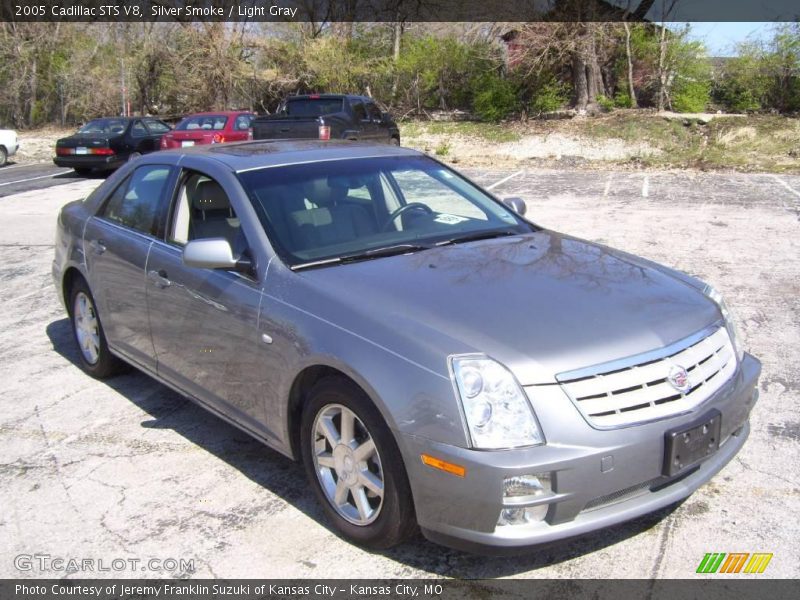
[74, 167, 92, 176]
[127, 151, 142, 162]
[300, 376, 417, 549]
[68, 277, 125, 379]
[0, 146, 7, 167]
[389, 137, 400, 147]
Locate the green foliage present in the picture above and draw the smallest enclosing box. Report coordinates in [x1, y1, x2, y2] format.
[472, 73, 517, 122]
[613, 90, 633, 108]
[714, 42, 771, 111]
[434, 139, 451, 156]
[668, 35, 712, 113]
[528, 78, 570, 115]
[596, 94, 615, 111]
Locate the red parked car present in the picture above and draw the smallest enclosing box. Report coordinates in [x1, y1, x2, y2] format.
[160, 111, 255, 149]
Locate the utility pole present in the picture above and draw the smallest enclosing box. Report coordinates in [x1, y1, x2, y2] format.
[120, 59, 126, 117]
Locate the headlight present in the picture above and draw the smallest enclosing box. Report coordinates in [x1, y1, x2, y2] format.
[450, 355, 544, 449]
[703, 284, 744, 362]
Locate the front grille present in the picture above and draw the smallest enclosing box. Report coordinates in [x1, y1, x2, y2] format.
[557, 326, 736, 428]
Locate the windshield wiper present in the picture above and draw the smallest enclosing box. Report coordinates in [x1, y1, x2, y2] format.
[434, 230, 519, 247]
[291, 243, 430, 271]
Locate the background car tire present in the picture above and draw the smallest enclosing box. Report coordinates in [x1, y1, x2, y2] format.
[127, 151, 141, 162]
[0, 146, 7, 167]
[73, 167, 92, 176]
[68, 277, 125, 379]
[390, 137, 400, 146]
[300, 376, 417, 549]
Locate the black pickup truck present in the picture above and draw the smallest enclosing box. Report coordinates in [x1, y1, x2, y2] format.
[252, 94, 400, 145]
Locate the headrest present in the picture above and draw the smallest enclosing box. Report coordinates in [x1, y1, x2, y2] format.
[193, 179, 229, 211]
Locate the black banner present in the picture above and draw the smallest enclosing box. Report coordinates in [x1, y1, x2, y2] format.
[2, 580, 800, 600]
[2, 0, 799, 23]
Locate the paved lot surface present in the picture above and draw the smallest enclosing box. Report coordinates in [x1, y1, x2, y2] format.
[0, 163, 98, 197]
[1, 168, 798, 578]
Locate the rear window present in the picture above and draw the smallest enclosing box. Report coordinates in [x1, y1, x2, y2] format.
[284, 99, 344, 117]
[177, 115, 229, 131]
[78, 119, 128, 135]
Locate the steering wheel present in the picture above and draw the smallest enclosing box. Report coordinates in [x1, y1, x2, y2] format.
[381, 202, 434, 232]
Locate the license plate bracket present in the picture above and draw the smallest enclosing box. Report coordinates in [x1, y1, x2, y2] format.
[663, 409, 722, 476]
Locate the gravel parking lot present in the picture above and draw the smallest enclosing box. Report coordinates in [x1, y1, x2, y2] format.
[1, 168, 798, 578]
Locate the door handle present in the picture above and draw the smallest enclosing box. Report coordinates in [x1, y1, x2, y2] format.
[89, 239, 106, 255]
[147, 269, 171, 288]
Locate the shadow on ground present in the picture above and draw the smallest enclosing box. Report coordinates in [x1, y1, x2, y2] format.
[46, 317, 680, 577]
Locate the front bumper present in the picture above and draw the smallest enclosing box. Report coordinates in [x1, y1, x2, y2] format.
[398, 353, 760, 553]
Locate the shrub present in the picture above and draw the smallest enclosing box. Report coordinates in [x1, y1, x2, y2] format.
[596, 94, 615, 111]
[472, 74, 517, 122]
[529, 78, 570, 115]
[613, 90, 633, 108]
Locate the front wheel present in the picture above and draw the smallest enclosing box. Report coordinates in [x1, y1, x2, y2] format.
[300, 377, 416, 548]
[0, 146, 7, 167]
[69, 278, 125, 378]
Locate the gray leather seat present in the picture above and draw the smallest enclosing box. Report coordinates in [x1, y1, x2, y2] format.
[287, 179, 376, 251]
[191, 179, 241, 249]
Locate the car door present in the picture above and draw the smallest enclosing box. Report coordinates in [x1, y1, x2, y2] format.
[129, 119, 157, 155]
[83, 163, 174, 371]
[365, 101, 389, 142]
[349, 100, 375, 141]
[145, 169, 275, 436]
[143, 118, 171, 148]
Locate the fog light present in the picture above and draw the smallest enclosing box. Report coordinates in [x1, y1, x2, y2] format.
[497, 505, 549, 526]
[503, 474, 550, 498]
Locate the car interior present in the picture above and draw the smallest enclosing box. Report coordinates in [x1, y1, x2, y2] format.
[171, 173, 247, 255]
[255, 175, 386, 254]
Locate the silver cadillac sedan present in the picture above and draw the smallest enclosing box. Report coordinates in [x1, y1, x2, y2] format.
[52, 140, 760, 552]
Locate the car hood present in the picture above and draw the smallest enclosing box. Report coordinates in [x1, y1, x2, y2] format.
[288, 231, 721, 384]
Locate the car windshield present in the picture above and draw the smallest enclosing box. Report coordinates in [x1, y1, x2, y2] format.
[284, 98, 344, 117]
[238, 156, 534, 269]
[177, 115, 229, 131]
[78, 119, 128, 134]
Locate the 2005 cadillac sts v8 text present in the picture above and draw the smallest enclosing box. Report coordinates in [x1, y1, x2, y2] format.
[52, 140, 760, 552]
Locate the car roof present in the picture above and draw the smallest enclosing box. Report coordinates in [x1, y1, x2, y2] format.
[180, 111, 254, 117]
[152, 140, 422, 173]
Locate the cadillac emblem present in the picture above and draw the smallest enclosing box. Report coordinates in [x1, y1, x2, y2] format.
[667, 365, 691, 393]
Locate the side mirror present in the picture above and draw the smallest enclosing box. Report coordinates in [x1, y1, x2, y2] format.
[503, 197, 527, 216]
[183, 238, 252, 273]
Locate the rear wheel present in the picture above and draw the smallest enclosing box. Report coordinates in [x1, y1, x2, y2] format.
[0, 146, 7, 167]
[389, 137, 400, 146]
[300, 377, 416, 548]
[127, 151, 142, 162]
[68, 278, 125, 379]
[73, 167, 92, 176]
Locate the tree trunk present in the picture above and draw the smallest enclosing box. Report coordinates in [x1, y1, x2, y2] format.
[657, 23, 668, 111]
[572, 52, 589, 110]
[623, 21, 638, 108]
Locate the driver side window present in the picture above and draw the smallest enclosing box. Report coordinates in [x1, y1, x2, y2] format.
[169, 171, 247, 256]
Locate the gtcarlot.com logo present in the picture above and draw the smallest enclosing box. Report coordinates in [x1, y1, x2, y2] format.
[14, 554, 195, 574]
[696, 552, 773, 574]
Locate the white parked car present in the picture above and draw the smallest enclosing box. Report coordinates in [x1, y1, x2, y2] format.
[0, 128, 19, 166]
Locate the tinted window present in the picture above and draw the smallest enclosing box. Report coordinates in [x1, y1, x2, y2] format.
[131, 120, 148, 138]
[284, 98, 344, 117]
[177, 115, 228, 131]
[100, 165, 171, 235]
[78, 119, 127, 135]
[144, 119, 171, 133]
[366, 103, 382, 121]
[351, 102, 368, 121]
